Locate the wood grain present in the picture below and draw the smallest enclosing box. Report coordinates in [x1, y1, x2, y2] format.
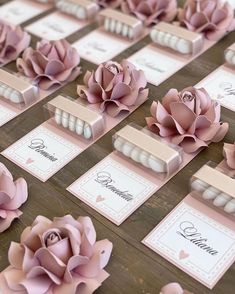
[0, 1, 234, 293]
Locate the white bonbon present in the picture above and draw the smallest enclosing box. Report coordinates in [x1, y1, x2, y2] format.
[191, 179, 209, 192]
[213, 193, 232, 207]
[202, 187, 220, 200]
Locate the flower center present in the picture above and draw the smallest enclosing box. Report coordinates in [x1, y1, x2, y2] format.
[107, 64, 120, 74]
[182, 93, 195, 102]
[45, 231, 62, 247]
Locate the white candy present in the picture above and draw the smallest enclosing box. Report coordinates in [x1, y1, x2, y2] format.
[177, 39, 191, 54]
[62, 111, 69, 128]
[224, 199, 235, 213]
[69, 115, 76, 132]
[116, 21, 122, 34]
[55, 108, 62, 125]
[163, 33, 171, 46]
[104, 18, 110, 31]
[76, 119, 84, 135]
[139, 150, 149, 168]
[122, 24, 129, 37]
[202, 187, 220, 200]
[110, 19, 116, 32]
[225, 50, 234, 64]
[128, 28, 134, 39]
[113, 137, 124, 152]
[156, 31, 165, 46]
[83, 123, 92, 139]
[150, 29, 158, 42]
[169, 36, 179, 50]
[191, 179, 209, 192]
[213, 193, 232, 207]
[148, 155, 166, 173]
[130, 147, 141, 163]
[11, 90, 22, 103]
[122, 141, 134, 157]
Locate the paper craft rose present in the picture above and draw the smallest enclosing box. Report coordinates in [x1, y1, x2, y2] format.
[178, 0, 235, 40]
[0, 20, 30, 65]
[160, 282, 193, 294]
[17, 39, 81, 90]
[78, 60, 148, 117]
[0, 215, 113, 294]
[121, 0, 177, 26]
[0, 163, 28, 233]
[223, 142, 235, 170]
[95, 0, 122, 8]
[146, 87, 228, 153]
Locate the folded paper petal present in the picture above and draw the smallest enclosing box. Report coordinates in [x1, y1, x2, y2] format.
[0, 215, 112, 294]
[121, 0, 177, 26]
[17, 39, 81, 90]
[178, 0, 235, 40]
[79, 59, 148, 117]
[146, 86, 228, 153]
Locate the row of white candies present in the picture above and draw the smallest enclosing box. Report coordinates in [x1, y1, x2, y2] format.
[56, 0, 87, 19]
[191, 179, 235, 214]
[113, 136, 167, 173]
[55, 108, 92, 139]
[0, 82, 23, 103]
[150, 28, 192, 54]
[104, 17, 135, 39]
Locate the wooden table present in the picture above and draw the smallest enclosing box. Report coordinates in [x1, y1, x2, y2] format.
[0, 1, 234, 293]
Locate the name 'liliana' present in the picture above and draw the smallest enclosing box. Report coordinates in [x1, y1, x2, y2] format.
[177, 221, 219, 256]
[28, 139, 58, 162]
[94, 171, 133, 202]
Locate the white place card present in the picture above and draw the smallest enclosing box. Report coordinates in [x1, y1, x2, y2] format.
[197, 67, 235, 112]
[1, 125, 81, 182]
[127, 46, 185, 86]
[72, 29, 133, 64]
[0, 105, 17, 127]
[68, 157, 157, 225]
[143, 201, 235, 289]
[26, 12, 86, 40]
[0, 0, 48, 25]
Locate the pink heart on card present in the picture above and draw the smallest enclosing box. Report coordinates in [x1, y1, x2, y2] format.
[26, 158, 34, 165]
[179, 250, 189, 260]
[96, 195, 105, 203]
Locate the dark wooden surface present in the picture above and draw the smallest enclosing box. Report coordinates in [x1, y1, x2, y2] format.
[0, 0, 234, 293]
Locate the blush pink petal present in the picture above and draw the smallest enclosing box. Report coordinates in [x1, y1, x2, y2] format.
[0, 210, 22, 233]
[161, 282, 184, 294]
[64, 255, 89, 283]
[223, 143, 235, 170]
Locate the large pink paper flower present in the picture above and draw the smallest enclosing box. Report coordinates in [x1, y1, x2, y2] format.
[0, 215, 113, 294]
[17, 39, 81, 90]
[95, 0, 122, 8]
[178, 0, 235, 40]
[223, 142, 235, 170]
[160, 282, 193, 294]
[146, 87, 228, 153]
[78, 60, 148, 117]
[0, 163, 28, 233]
[121, 0, 177, 26]
[0, 20, 30, 64]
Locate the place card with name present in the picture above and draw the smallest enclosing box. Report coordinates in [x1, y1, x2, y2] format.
[67, 157, 157, 225]
[26, 11, 89, 40]
[143, 196, 235, 289]
[1, 125, 81, 182]
[197, 66, 235, 113]
[0, 0, 51, 25]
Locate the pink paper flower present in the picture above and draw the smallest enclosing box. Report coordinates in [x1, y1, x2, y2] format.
[0, 163, 28, 233]
[146, 87, 228, 153]
[121, 0, 177, 26]
[160, 282, 193, 294]
[223, 142, 235, 170]
[0, 20, 30, 65]
[78, 60, 148, 117]
[95, 0, 122, 8]
[178, 0, 235, 40]
[17, 39, 81, 90]
[0, 215, 113, 294]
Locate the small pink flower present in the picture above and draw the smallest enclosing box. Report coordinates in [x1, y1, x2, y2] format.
[146, 87, 228, 153]
[178, 0, 235, 40]
[223, 142, 235, 170]
[0, 215, 113, 294]
[17, 39, 81, 90]
[78, 59, 148, 117]
[0, 163, 28, 233]
[0, 20, 30, 64]
[121, 0, 177, 26]
[95, 0, 122, 8]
